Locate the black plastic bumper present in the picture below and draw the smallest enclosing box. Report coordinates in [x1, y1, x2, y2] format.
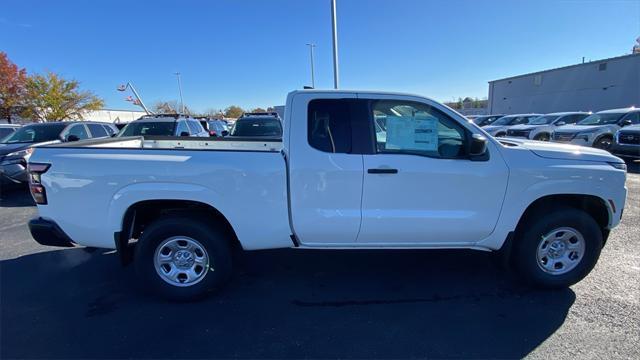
[28, 218, 75, 247]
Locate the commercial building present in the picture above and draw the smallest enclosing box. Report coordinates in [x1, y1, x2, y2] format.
[488, 53, 640, 114]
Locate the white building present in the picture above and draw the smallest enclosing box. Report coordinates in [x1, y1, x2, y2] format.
[488, 53, 640, 114]
[82, 109, 147, 124]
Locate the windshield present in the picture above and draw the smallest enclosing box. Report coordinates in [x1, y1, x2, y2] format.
[1, 123, 67, 144]
[120, 121, 176, 137]
[529, 115, 560, 125]
[492, 116, 516, 126]
[230, 118, 282, 137]
[577, 113, 625, 125]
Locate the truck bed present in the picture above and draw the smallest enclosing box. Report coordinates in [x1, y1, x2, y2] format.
[29, 136, 292, 251]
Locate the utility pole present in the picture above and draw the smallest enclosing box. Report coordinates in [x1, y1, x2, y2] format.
[306, 43, 316, 88]
[331, 0, 339, 89]
[174, 72, 185, 114]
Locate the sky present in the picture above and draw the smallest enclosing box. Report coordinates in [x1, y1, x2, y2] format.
[1, 0, 639, 113]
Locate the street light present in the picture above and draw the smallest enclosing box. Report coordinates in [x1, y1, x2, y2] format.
[306, 43, 316, 88]
[174, 72, 185, 114]
[117, 82, 153, 114]
[330, 0, 339, 89]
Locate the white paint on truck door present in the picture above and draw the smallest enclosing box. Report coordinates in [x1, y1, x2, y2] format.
[286, 92, 363, 245]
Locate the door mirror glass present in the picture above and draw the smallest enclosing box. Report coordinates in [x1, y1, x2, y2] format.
[621, 119, 633, 126]
[66, 134, 80, 142]
[469, 134, 488, 158]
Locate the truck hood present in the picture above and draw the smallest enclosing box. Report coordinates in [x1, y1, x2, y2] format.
[500, 138, 623, 163]
[554, 124, 602, 133]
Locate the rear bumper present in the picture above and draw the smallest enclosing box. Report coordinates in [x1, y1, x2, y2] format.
[28, 218, 75, 247]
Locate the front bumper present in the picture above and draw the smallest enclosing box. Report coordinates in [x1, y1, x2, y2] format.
[0, 161, 29, 183]
[610, 143, 640, 159]
[28, 218, 75, 247]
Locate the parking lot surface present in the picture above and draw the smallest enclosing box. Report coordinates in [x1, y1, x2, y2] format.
[1, 163, 639, 359]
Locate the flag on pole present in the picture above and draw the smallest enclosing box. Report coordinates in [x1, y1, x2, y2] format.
[117, 84, 127, 91]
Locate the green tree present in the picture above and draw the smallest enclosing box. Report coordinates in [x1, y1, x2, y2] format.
[251, 107, 267, 113]
[224, 105, 244, 118]
[0, 52, 27, 123]
[22, 72, 104, 121]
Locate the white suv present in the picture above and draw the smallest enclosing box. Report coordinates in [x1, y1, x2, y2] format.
[506, 112, 590, 141]
[551, 107, 640, 150]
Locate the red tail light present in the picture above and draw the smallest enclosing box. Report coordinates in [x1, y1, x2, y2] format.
[209, 130, 217, 136]
[28, 163, 50, 205]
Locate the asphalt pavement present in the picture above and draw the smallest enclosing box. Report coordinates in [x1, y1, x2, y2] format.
[1, 163, 638, 359]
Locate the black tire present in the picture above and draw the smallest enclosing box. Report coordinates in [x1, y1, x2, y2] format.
[134, 215, 232, 301]
[512, 207, 603, 288]
[534, 133, 550, 141]
[593, 136, 612, 150]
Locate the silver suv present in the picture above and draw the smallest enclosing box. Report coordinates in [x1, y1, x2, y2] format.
[551, 107, 640, 150]
[506, 112, 590, 141]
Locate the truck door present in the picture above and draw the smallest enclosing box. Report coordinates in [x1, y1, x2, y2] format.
[356, 95, 509, 246]
[287, 93, 366, 245]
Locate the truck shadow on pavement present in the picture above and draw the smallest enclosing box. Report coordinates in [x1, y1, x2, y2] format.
[1, 247, 574, 359]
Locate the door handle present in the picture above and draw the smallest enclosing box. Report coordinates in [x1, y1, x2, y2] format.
[367, 168, 398, 174]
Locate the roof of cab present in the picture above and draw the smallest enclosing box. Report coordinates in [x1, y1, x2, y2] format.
[597, 107, 637, 114]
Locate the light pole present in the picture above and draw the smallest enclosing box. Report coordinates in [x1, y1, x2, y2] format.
[117, 82, 153, 114]
[174, 72, 185, 114]
[306, 43, 316, 88]
[330, 0, 339, 89]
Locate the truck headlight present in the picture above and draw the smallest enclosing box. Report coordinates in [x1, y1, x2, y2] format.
[6, 148, 33, 158]
[608, 162, 627, 171]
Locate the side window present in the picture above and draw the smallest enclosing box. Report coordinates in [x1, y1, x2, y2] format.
[66, 124, 89, 140]
[514, 116, 529, 125]
[373, 100, 466, 159]
[87, 123, 108, 138]
[308, 99, 353, 153]
[562, 115, 582, 124]
[623, 112, 640, 124]
[103, 125, 116, 136]
[176, 121, 190, 136]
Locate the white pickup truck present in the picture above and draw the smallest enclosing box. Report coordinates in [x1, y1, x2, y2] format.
[27, 90, 628, 300]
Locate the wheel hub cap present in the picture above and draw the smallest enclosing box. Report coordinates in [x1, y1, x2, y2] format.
[153, 236, 210, 287]
[536, 227, 585, 275]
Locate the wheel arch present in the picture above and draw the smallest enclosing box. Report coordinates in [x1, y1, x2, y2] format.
[515, 194, 611, 242]
[116, 199, 241, 265]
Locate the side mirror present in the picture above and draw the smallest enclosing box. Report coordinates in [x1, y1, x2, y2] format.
[179, 131, 190, 137]
[621, 119, 633, 127]
[469, 134, 488, 161]
[555, 121, 566, 126]
[66, 134, 80, 142]
[221, 130, 229, 137]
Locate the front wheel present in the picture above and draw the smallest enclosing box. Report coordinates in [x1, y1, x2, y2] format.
[134, 215, 232, 301]
[511, 208, 603, 288]
[534, 133, 550, 141]
[593, 136, 612, 150]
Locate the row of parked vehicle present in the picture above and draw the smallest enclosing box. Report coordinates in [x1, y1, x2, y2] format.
[0, 112, 284, 186]
[470, 107, 640, 160]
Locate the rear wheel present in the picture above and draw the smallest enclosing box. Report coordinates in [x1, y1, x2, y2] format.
[534, 133, 550, 141]
[512, 208, 602, 288]
[593, 136, 612, 150]
[134, 215, 232, 301]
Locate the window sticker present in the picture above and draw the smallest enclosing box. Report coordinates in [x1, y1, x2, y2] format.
[385, 115, 438, 151]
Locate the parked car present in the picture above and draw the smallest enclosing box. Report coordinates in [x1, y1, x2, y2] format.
[472, 114, 505, 127]
[0, 124, 21, 141]
[610, 124, 640, 160]
[551, 107, 640, 150]
[482, 114, 542, 137]
[207, 120, 229, 137]
[119, 115, 209, 137]
[230, 112, 282, 138]
[27, 90, 627, 301]
[0, 121, 115, 184]
[506, 112, 590, 141]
